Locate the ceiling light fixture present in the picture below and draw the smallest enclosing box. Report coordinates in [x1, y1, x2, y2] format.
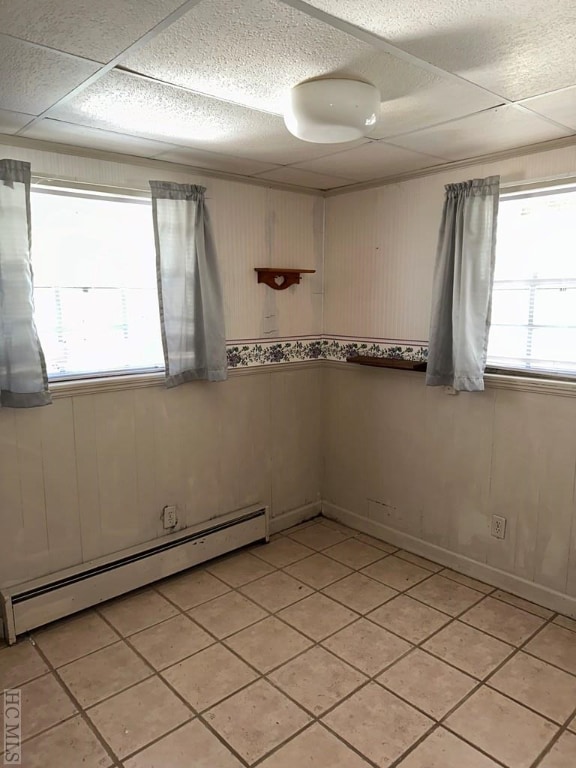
[284, 78, 380, 144]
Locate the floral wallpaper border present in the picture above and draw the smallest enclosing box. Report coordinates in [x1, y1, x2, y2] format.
[226, 337, 428, 368]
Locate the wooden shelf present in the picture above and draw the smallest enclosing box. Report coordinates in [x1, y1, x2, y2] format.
[255, 267, 316, 290]
[347, 356, 427, 371]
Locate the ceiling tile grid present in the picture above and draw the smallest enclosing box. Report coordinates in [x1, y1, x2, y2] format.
[0, 0, 574, 189]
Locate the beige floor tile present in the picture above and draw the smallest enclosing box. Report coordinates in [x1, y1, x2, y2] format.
[396, 727, 501, 767]
[188, 591, 268, 638]
[59, 641, 152, 708]
[396, 551, 443, 573]
[407, 575, 484, 616]
[206, 679, 311, 764]
[128, 614, 213, 670]
[378, 649, 476, 719]
[441, 569, 494, 594]
[14, 674, 77, 740]
[361, 556, 431, 591]
[123, 720, 243, 768]
[0, 640, 48, 689]
[569, 713, 576, 732]
[319, 518, 356, 534]
[323, 539, 386, 569]
[18, 716, 112, 768]
[323, 682, 433, 767]
[239, 571, 313, 612]
[538, 732, 576, 767]
[287, 523, 351, 551]
[322, 573, 398, 614]
[251, 537, 314, 567]
[280, 519, 319, 535]
[489, 651, 576, 723]
[525, 624, 576, 675]
[269, 646, 367, 715]
[554, 615, 576, 633]
[87, 677, 191, 759]
[368, 594, 451, 643]
[225, 616, 312, 673]
[492, 590, 554, 619]
[161, 643, 257, 711]
[278, 594, 357, 641]
[423, 621, 513, 679]
[206, 552, 275, 587]
[99, 589, 178, 637]
[446, 687, 558, 768]
[461, 596, 546, 645]
[32, 611, 119, 668]
[156, 569, 230, 610]
[353, 533, 398, 553]
[285, 553, 352, 589]
[323, 618, 412, 676]
[258, 723, 372, 767]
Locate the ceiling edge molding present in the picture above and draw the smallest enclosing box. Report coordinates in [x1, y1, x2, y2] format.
[323, 134, 576, 196]
[0, 133, 323, 196]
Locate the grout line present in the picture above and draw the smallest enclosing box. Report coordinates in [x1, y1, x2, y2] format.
[7, 522, 575, 768]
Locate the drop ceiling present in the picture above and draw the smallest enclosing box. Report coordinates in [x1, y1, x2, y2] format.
[0, 0, 575, 191]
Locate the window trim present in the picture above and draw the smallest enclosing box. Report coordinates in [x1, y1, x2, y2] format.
[487, 179, 576, 384]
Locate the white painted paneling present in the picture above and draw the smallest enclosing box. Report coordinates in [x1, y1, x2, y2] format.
[323, 141, 576, 602]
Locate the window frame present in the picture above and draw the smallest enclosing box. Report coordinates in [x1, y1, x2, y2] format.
[31, 183, 166, 383]
[486, 179, 576, 384]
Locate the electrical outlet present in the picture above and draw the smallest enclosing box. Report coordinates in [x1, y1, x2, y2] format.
[491, 515, 507, 540]
[163, 505, 178, 529]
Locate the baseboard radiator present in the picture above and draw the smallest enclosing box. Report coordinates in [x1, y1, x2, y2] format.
[1, 504, 268, 645]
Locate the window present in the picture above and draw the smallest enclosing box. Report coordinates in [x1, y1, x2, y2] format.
[31, 187, 164, 379]
[487, 183, 576, 377]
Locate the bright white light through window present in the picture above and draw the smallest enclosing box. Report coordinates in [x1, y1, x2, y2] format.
[487, 185, 576, 376]
[31, 188, 164, 379]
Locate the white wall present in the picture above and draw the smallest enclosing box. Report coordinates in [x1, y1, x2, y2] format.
[323, 142, 576, 603]
[0, 144, 323, 589]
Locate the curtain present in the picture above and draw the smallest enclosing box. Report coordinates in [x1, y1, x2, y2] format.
[150, 181, 227, 385]
[425, 175, 500, 392]
[0, 160, 51, 407]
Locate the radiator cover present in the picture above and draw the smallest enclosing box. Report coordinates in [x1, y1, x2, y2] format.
[1, 504, 268, 644]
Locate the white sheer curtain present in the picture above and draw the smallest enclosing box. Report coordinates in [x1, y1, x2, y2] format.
[426, 176, 500, 392]
[0, 159, 51, 407]
[150, 181, 227, 385]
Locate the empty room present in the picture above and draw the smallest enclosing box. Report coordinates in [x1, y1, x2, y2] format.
[1, 1, 576, 767]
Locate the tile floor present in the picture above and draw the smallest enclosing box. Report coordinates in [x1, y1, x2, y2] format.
[1, 518, 576, 767]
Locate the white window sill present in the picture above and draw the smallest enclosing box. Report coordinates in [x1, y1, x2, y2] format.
[484, 372, 576, 398]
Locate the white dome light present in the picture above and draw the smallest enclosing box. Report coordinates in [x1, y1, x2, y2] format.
[284, 79, 380, 144]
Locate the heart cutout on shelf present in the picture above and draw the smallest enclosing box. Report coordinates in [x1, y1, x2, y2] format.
[274, 275, 285, 287]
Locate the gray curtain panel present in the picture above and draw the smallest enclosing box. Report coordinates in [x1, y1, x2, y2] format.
[426, 175, 500, 392]
[0, 160, 51, 407]
[150, 181, 227, 385]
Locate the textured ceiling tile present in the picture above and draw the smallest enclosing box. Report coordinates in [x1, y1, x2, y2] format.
[0, 0, 187, 63]
[0, 109, 34, 134]
[20, 119, 177, 157]
[150, 148, 280, 176]
[122, 0, 496, 123]
[301, 0, 576, 100]
[0, 35, 100, 115]
[520, 87, 576, 132]
[389, 106, 573, 161]
[253, 166, 355, 189]
[49, 70, 367, 165]
[291, 141, 444, 182]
